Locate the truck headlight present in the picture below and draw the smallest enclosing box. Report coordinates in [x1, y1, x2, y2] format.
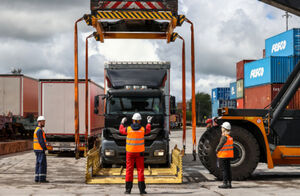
[104, 149, 115, 157]
[154, 150, 165, 157]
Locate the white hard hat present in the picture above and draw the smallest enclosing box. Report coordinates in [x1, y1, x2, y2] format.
[37, 116, 46, 122]
[132, 113, 142, 120]
[221, 122, 231, 131]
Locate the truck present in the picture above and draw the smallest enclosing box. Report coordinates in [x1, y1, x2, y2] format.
[0, 74, 38, 140]
[39, 79, 104, 153]
[94, 61, 170, 166]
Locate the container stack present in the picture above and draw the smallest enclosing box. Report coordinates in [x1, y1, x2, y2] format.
[211, 87, 236, 117]
[244, 28, 300, 109]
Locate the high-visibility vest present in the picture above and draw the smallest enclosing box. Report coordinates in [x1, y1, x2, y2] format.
[217, 134, 234, 158]
[126, 126, 145, 153]
[33, 127, 47, 151]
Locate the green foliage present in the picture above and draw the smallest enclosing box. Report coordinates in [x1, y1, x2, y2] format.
[187, 92, 211, 123]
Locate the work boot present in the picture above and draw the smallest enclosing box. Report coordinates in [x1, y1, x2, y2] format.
[218, 181, 229, 189]
[138, 181, 147, 194]
[124, 181, 133, 194]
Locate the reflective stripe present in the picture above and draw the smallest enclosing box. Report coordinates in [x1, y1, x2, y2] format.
[223, 144, 233, 147]
[126, 138, 144, 141]
[35, 174, 46, 176]
[219, 148, 233, 151]
[126, 142, 144, 146]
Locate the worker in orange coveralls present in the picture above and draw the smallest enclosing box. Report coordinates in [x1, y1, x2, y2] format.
[119, 113, 152, 194]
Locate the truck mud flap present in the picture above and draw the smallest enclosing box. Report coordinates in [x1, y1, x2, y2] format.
[86, 146, 183, 184]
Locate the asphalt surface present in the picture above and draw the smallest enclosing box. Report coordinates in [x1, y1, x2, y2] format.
[0, 127, 300, 195]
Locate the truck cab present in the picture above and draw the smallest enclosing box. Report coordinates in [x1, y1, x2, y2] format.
[96, 61, 171, 166]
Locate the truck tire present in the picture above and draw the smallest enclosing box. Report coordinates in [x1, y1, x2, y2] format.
[198, 125, 260, 180]
[198, 127, 221, 177]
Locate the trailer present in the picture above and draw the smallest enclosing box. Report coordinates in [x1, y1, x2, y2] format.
[39, 79, 104, 153]
[0, 74, 38, 139]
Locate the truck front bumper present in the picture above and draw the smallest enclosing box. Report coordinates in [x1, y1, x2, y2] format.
[101, 139, 168, 165]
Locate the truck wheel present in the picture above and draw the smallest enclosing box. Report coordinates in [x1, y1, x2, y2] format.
[198, 125, 260, 180]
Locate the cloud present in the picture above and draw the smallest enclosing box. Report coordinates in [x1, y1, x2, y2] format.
[0, 0, 90, 41]
[1, 0, 300, 102]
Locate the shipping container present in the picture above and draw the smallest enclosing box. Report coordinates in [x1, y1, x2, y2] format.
[293, 89, 300, 109]
[230, 82, 237, 100]
[212, 99, 236, 117]
[244, 84, 295, 109]
[0, 74, 38, 118]
[236, 79, 244, 99]
[39, 79, 104, 152]
[211, 87, 230, 101]
[236, 98, 244, 109]
[265, 28, 300, 57]
[236, 60, 255, 80]
[244, 56, 300, 88]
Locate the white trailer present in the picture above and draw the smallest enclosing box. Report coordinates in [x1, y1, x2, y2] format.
[39, 79, 104, 152]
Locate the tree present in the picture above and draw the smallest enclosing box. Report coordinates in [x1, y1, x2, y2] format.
[188, 92, 211, 123]
[11, 68, 22, 74]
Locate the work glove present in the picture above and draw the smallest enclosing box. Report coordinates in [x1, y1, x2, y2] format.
[147, 116, 153, 124]
[121, 117, 127, 125]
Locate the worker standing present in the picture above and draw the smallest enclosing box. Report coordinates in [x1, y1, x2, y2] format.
[119, 113, 152, 194]
[33, 116, 49, 183]
[216, 122, 233, 189]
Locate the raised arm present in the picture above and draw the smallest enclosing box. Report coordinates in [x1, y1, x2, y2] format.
[119, 117, 127, 135]
[145, 116, 153, 135]
[145, 123, 151, 135]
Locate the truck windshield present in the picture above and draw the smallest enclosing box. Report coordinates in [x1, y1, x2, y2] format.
[107, 97, 163, 115]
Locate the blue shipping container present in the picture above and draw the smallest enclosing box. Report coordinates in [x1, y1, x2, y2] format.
[211, 87, 230, 101]
[265, 28, 300, 57]
[244, 56, 300, 88]
[212, 99, 236, 117]
[230, 82, 237, 100]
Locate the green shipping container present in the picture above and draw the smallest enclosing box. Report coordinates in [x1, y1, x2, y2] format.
[237, 79, 244, 99]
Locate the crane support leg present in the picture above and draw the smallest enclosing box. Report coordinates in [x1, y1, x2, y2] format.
[74, 17, 84, 159]
[186, 19, 197, 160]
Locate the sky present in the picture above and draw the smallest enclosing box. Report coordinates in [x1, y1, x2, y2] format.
[1, 0, 300, 101]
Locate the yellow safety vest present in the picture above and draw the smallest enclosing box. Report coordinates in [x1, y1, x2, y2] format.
[126, 126, 145, 153]
[33, 127, 47, 151]
[217, 134, 234, 158]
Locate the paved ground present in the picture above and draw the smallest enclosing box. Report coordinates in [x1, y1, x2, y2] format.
[1, 127, 300, 195]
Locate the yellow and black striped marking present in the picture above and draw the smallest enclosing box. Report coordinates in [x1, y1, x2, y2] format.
[91, 11, 173, 20]
[93, 32, 100, 41]
[170, 32, 179, 42]
[177, 15, 186, 26]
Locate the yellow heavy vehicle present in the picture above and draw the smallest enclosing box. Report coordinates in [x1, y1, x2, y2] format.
[73, 0, 197, 183]
[198, 0, 300, 180]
